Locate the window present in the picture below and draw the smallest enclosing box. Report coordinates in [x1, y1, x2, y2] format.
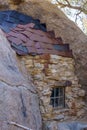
[50, 87, 65, 108]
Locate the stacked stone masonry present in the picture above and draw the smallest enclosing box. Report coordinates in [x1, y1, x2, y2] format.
[0, 10, 86, 127]
[19, 54, 85, 123]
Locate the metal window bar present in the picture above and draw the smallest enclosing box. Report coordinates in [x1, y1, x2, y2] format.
[50, 87, 65, 108]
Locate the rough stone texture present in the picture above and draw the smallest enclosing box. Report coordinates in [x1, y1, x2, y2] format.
[0, 0, 87, 101]
[0, 30, 25, 86]
[0, 0, 86, 129]
[57, 122, 87, 130]
[20, 54, 85, 125]
[0, 0, 86, 98]
[18, 0, 87, 103]
[44, 121, 87, 130]
[0, 30, 42, 130]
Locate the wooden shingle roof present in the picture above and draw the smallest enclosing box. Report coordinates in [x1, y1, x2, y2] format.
[6, 23, 72, 57]
[0, 10, 73, 58]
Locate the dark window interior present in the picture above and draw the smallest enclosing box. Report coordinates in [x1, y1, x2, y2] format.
[50, 87, 65, 108]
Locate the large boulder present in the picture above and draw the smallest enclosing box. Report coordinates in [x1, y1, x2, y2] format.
[0, 30, 42, 130]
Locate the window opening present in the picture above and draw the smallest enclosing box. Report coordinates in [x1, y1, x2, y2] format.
[50, 87, 65, 108]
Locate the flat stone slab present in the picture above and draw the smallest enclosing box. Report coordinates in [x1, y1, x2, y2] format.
[58, 121, 87, 130]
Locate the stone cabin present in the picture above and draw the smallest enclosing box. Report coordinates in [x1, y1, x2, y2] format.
[0, 10, 86, 124]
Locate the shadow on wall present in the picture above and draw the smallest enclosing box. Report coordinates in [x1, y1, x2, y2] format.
[9, 0, 23, 5]
[0, 10, 47, 33]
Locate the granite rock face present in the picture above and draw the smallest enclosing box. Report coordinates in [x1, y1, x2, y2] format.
[0, 30, 42, 130]
[0, 30, 24, 86]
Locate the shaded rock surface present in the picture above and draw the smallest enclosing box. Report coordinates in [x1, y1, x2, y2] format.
[58, 122, 87, 130]
[0, 29, 42, 130]
[0, 30, 24, 86]
[46, 121, 87, 130]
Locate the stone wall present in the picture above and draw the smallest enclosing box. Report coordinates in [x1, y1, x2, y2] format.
[19, 54, 86, 125]
[0, 0, 87, 105]
[18, 0, 87, 105]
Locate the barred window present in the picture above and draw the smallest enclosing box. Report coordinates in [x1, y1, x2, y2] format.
[50, 87, 65, 108]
